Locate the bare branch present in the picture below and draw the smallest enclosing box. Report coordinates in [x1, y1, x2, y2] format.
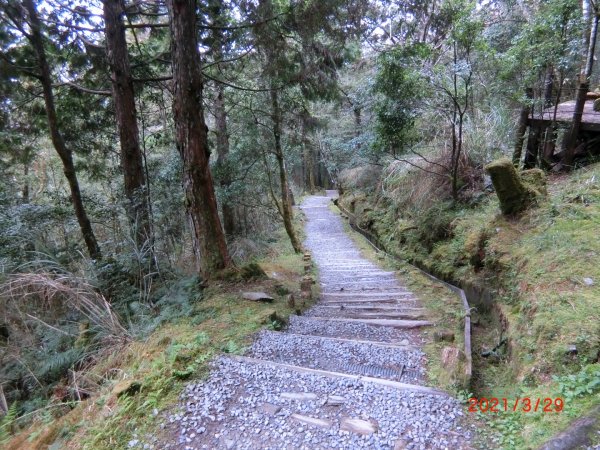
[202, 72, 279, 92]
[56, 81, 112, 96]
[132, 75, 173, 83]
[124, 22, 168, 29]
[202, 47, 255, 70]
[392, 157, 450, 179]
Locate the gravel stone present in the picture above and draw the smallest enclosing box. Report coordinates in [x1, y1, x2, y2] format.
[157, 193, 475, 449]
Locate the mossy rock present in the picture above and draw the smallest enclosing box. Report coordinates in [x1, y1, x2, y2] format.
[239, 262, 267, 280]
[219, 262, 267, 282]
[485, 158, 538, 215]
[464, 227, 490, 269]
[261, 310, 287, 330]
[521, 168, 547, 196]
[112, 380, 141, 398]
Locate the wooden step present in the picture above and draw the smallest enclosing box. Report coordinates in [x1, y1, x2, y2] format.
[310, 317, 433, 329]
[268, 331, 419, 349]
[317, 305, 425, 312]
[320, 298, 398, 304]
[230, 355, 445, 396]
[322, 291, 410, 298]
[312, 312, 426, 320]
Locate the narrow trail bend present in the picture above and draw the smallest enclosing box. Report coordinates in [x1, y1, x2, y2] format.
[167, 192, 477, 450]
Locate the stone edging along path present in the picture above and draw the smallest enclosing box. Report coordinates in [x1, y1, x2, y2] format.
[163, 192, 478, 450]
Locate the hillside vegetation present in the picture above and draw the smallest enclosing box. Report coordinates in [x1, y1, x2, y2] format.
[337, 162, 600, 448]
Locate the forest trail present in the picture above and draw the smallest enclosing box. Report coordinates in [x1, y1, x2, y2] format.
[164, 192, 477, 450]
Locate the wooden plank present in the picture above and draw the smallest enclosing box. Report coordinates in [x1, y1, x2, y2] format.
[265, 331, 419, 350]
[317, 305, 425, 312]
[314, 317, 432, 328]
[322, 291, 410, 298]
[529, 98, 600, 131]
[229, 355, 446, 396]
[320, 298, 409, 304]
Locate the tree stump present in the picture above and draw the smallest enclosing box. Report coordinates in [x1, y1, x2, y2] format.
[485, 158, 538, 215]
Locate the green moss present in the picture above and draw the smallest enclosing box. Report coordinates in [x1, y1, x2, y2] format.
[485, 158, 536, 215]
[337, 161, 600, 449]
[521, 168, 547, 196]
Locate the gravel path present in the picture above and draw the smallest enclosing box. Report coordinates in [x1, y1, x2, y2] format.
[287, 315, 424, 345]
[250, 330, 425, 383]
[163, 357, 474, 450]
[161, 192, 476, 449]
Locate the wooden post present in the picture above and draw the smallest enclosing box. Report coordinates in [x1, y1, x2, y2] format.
[303, 252, 312, 274]
[562, 81, 589, 168]
[300, 275, 313, 300]
[513, 88, 533, 167]
[541, 125, 558, 169]
[523, 122, 543, 169]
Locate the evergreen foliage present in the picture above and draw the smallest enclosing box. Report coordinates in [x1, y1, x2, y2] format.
[0, 0, 599, 444]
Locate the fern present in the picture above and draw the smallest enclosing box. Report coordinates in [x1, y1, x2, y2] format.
[36, 347, 85, 381]
[0, 402, 19, 444]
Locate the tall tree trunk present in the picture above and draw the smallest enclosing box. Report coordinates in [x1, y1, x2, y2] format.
[353, 107, 361, 141]
[22, 162, 30, 203]
[103, 0, 152, 250]
[23, 0, 101, 260]
[214, 84, 237, 237]
[513, 88, 533, 167]
[271, 88, 301, 253]
[301, 113, 315, 194]
[542, 73, 565, 169]
[562, 2, 598, 168]
[166, 0, 232, 276]
[451, 112, 464, 201]
[208, 0, 237, 238]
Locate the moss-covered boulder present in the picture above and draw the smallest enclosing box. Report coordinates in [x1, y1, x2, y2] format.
[112, 380, 141, 398]
[485, 158, 538, 215]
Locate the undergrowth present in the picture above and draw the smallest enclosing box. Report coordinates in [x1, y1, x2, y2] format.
[3, 221, 310, 449]
[338, 161, 600, 448]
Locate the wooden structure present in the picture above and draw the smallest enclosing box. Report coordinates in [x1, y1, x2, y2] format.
[524, 93, 600, 168]
[529, 94, 600, 132]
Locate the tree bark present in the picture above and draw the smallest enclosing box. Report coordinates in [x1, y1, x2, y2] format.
[301, 113, 315, 194]
[271, 88, 302, 253]
[562, 80, 590, 168]
[103, 0, 152, 250]
[523, 122, 543, 169]
[208, 0, 237, 238]
[22, 161, 30, 203]
[23, 0, 101, 260]
[214, 84, 237, 237]
[512, 88, 533, 167]
[562, 2, 598, 168]
[166, 0, 232, 276]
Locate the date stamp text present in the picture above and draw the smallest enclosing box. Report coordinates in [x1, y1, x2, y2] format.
[468, 397, 564, 413]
